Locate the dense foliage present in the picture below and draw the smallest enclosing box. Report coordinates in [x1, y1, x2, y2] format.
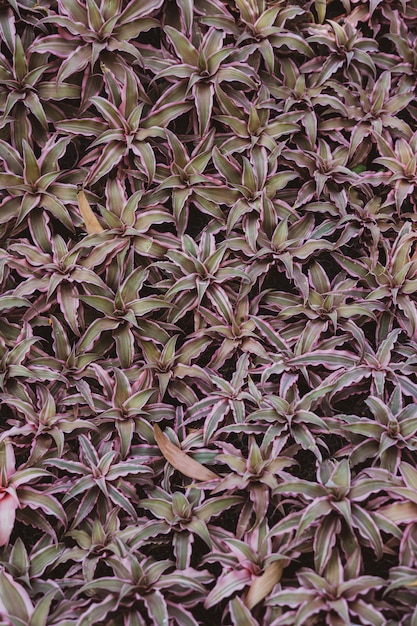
[1, 0, 417, 624]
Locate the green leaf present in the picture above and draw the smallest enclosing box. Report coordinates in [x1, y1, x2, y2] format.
[130, 297, 172, 316]
[143, 102, 193, 128]
[86, 142, 127, 184]
[115, 17, 159, 40]
[168, 605, 199, 626]
[164, 25, 198, 65]
[0, 296, 29, 311]
[78, 295, 114, 315]
[18, 487, 67, 525]
[29, 590, 57, 626]
[57, 44, 92, 82]
[205, 570, 251, 609]
[193, 82, 214, 136]
[14, 35, 27, 83]
[115, 418, 134, 459]
[76, 596, 118, 626]
[0, 567, 33, 621]
[30, 545, 64, 577]
[0, 173, 23, 186]
[230, 596, 259, 626]
[10, 538, 29, 574]
[56, 118, 107, 136]
[77, 318, 120, 352]
[143, 589, 169, 626]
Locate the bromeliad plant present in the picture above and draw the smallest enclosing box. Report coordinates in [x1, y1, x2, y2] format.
[1, 0, 417, 624]
[0, 438, 66, 546]
[270, 458, 401, 575]
[265, 551, 387, 626]
[0, 136, 76, 234]
[29, 0, 164, 84]
[136, 487, 243, 568]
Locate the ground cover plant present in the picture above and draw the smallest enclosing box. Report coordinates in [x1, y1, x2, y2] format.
[1, 0, 417, 623]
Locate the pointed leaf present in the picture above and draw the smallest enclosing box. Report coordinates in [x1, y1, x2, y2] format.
[245, 561, 285, 609]
[154, 424, 218, 481]
[77, 188, 104, 234]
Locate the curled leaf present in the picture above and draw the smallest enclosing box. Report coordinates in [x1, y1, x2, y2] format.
[76, 187, 104, 234]
[154, 424, 218, 481]
[245, 561, 285, 610]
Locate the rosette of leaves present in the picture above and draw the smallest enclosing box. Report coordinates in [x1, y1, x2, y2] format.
[283, 138, 359, 207]
[91, 178, 178, 262]
[212, 145, 300, 251]
[324, 324, 417, 404]
[8, 233, 109, 335]
[89, 366, 157, 458]
[212, 436, 295, 537]
[155, 129, 228, 235]
[304, 18, 378, 85]
[334, 223, 417, 340]
[0, 438, 66, 546]
[138, 333, 213, 403]
[1, 383, 97, 462]
[155, 232, 250, 322]
[57, 67, 191, 186]
[372, 130, 417, 211]
[75, 551, 212, 626]
[265, 551, 387, 626]
[242, 377, 332, 460]
[263, 260, 379, 332]
[231, 0, 313, 73]
[196, 290, 270, 369]
[0, 323, 50, 396]
[57, 509, 130, 583]
[253, 211, 335, 279]
[203, 520, 289, 611]
[135, 487, 243, 569]
[150, 24, 259, 136]
[270, 459, 400, 575]
[0, 7, 82, 146]
[0, 565, 63, 626]
[184, 353, 259, 445]
[213, 84, 302, 153]
[47, 434, 152, 528]
[335, 387, 417, 472]
[344, 71, 415, 162]
[76, 266, 172, 367]
[30, 0, 164, 83]
[0, 136, 75, 234]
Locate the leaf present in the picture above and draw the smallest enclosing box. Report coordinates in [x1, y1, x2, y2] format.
[143, 589, 169, 626]
[75, 596, 118, 626]
[379, 501, 417, 523]
[168, 605, 199, 626]
[205, 569, 252, 609]
[164, 25, 198, 65]
[30, 545, 65, 578]
[22, 140, 40, 186]
[29, 589, 57, 626]
[230, 596, 258, 626]
[0, 567, 33, 621]
[17, 487, 67, 526]
[0, 296, 30, 311]
[76, 188, 104, 234]
[153, 424, 218, 481]
[245, 561, 285, 609]
[86, 142, 127, 184]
